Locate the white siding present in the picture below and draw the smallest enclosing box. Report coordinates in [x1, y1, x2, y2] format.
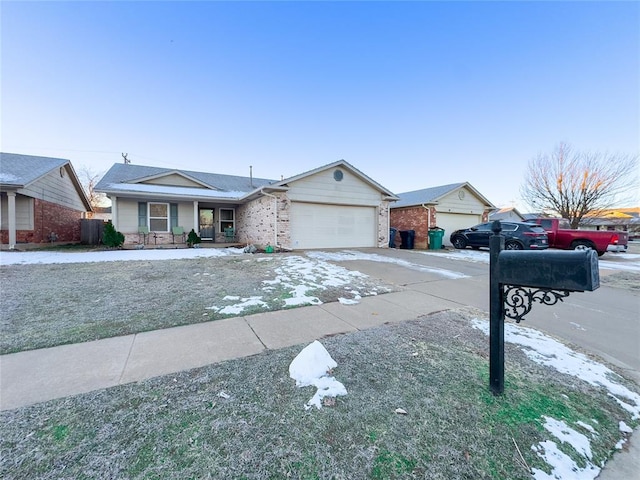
[19, 167, 87, 211]
[143, 174, 207, 188]
[436, 188, 486, 215]
[116, 199, 140, 232]
[287, 168, 382, 206]
[0, 195, 33, 229]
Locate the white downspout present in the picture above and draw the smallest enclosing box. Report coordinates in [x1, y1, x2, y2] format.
[260, 188, 278, 247]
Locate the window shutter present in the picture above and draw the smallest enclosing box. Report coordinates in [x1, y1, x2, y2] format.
[170, 203, 178, 228]
[138, 202, 147, 227]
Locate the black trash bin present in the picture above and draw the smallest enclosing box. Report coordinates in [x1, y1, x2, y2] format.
[389, 227, 398, 248]
[399, 230, 415, 249]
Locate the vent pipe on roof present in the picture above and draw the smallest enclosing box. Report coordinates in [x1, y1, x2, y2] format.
[250, 165, 253, 188]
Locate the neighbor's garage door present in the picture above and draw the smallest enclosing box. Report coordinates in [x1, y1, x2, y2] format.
[437, 213, 482, 246]
[290, 203, 376, 249]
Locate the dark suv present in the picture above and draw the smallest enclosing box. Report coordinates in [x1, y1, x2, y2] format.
[450, 222, 549, 251]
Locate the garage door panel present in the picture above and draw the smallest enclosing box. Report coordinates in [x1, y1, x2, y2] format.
[291, 203, 376, 249]
[437, 213, 482, 246]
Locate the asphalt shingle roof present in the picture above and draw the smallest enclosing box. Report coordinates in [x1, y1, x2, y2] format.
[392, 182, 466, 208]
[0, 152, 68, 186]
[96, 163, 277, 194]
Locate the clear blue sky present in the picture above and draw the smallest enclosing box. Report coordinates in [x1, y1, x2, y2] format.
[2, 1, 638, 209]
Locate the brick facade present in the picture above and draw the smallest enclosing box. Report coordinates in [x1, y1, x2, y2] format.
[378, 202, 391, 248]
[0, 198, 84, 245]
[237, 193, 291, 249]
[389, 206, 436, 249]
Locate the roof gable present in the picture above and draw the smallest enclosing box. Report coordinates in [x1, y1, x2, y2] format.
[0, 152, 92, 211]
[393, 182, 494, 208]
[489, 206, 525, 221]
[134, 171, 215, 189]
[269, 159, 398, 199]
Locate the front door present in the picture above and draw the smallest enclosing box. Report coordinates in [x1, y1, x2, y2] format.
[199, 209, 214, 240]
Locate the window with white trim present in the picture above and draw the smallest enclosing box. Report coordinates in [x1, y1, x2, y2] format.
[149, 202, 169, 232]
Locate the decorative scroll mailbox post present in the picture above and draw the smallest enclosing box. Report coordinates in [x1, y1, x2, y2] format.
[489, 220, 600, 395]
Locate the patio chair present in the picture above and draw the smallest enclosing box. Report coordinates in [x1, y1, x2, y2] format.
[138, 226, 149, 244]
[172, 226, 186, 244]
[224, 227, 237, 243]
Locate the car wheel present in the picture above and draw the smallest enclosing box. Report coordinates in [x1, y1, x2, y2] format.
[571, 240, 595, 252]
[452, 236, 467, 249]
[505, 240, 523, 250]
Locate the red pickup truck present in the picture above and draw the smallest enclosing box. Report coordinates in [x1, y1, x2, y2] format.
[526, 218, 628, 256]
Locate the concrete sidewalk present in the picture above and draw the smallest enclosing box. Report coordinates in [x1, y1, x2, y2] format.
[1, 283, 637, 479]
[0, 289, 462, 411]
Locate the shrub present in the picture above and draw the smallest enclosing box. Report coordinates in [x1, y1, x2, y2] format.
[187, 229, 201, 247]
[102, 222, 125, 248]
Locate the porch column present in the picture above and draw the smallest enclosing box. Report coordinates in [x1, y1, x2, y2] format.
[193, 201, 199, 234]
[7, 191, 16, 249]
[109, 196, 117, 229]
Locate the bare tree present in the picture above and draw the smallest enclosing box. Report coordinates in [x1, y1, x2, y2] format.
[520, 143, 639, 228]
[79, 167, 108, 210]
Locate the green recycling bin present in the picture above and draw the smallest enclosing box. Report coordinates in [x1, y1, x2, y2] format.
[428, 227, 445, 250]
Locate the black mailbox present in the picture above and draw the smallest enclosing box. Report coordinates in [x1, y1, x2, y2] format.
[488, 220, 601, 395]
[498, 249, 600, 292]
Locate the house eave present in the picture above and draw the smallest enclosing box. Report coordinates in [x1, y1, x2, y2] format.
[98, 188, 244, 204]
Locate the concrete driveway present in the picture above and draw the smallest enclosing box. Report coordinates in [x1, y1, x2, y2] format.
[324, 247, 640, 385]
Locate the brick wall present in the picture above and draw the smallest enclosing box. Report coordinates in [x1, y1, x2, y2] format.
[123, 231, 182, 246]
[389, 206, 436, 249]
[237, 193, 291, 249]
[378, 202, 391, 248]
[0, 198, 84, 244]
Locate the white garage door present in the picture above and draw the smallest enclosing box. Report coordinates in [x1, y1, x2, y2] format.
[290, 203, 376, 249]
[437, 213, 482, 246]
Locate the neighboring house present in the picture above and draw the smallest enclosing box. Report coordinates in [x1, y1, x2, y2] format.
[390, 182, 495, 249]
[579, 208, 639, 233]
[489, 206, 525, 222]
[521, 212, 551, 221]
[521, 209, 639, 234]
[95, 160, 398, 250]
[88, 206, 112, 222]
[0, 153, 93, 248]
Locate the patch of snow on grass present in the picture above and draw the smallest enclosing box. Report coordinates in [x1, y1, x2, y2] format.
[0, 247, 242, 265]
[576, 421, 597, 434]
[339, 296, 360, 305]
[289, 340, 347, 410]
[619, 421, 633, 433]
[207, 296, 269, 315]
[472, 317, 640, 479]
[542, 416, 593, 460]
[264, 255, 372, 306]
[307, 250, 469, 279]
[472, 318, 640, 420]
[531, 440, 601, 480]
